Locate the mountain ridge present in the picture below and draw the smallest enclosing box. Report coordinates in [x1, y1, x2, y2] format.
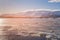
[0, 11, 60, 18]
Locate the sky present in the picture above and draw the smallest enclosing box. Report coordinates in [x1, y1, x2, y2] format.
[0, 0, 60, 13]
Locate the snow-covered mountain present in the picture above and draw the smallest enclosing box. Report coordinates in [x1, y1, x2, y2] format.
[23, 11, 60, 18]
[0, 10, 60, 18]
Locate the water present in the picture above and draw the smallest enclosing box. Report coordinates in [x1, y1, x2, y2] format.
[0, 18, 60, 36]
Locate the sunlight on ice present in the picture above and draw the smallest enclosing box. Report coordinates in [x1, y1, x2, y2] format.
[0, 18, 7, 26]
[0, 19, 3, 26]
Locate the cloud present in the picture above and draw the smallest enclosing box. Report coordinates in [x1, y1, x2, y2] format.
[21, 9, 60, 12]
[48, 0, 60, 2]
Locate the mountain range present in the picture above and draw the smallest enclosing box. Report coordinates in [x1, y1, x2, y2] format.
[0, 10, 60, 18]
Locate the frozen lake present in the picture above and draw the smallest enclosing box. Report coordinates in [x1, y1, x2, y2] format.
[0, 18, 60, 36]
